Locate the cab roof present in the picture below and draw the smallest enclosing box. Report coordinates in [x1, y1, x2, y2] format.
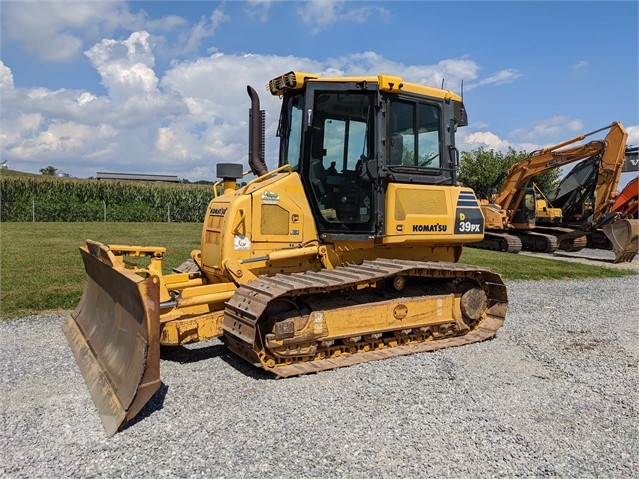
[268, 71, 462, 103]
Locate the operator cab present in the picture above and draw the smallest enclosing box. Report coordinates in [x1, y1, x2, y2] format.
[511, 187, 537, 229]
[271, 72, 467, 240]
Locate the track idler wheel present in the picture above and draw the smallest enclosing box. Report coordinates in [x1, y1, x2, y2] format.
[456, 280, 489, 328]
[460, 288, 488, 321]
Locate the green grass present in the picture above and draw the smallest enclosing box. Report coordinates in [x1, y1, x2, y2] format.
[0, 222, 202, 319]
[0, 168, 40, 178]
[459, 247, 633, 280]
[0, 222, 634, 319]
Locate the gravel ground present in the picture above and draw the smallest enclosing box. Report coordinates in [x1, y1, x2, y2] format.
[1, 271, 638, 478]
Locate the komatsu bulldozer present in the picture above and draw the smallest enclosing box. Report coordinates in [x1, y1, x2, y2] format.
[63, 71, 508, 436]
[471, 122, 638, 261]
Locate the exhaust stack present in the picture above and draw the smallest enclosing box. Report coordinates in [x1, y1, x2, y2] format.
[247, 86, 267, 176]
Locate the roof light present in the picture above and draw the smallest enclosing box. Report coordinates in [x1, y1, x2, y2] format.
[267, 71, 319, 96]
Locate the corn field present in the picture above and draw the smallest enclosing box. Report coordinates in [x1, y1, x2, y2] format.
[0, 175, 214, 222]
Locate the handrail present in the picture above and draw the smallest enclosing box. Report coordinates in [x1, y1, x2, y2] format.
[239, 164, 293, 194]
[212, 165, 294, 198]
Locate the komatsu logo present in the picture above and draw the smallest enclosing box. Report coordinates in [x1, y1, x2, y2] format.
[210, 207, 227, 216]
[413, 223, 447, 233]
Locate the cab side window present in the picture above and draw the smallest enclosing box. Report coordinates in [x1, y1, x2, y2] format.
[389, 100, 441, 168]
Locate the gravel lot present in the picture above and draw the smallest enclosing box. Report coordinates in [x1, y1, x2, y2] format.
[1, 263, 638, 478]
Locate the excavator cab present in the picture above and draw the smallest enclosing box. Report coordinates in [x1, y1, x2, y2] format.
[511, 187, 537, 229]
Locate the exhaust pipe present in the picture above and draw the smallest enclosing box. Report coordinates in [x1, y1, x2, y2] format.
[247, 86, 268, 176]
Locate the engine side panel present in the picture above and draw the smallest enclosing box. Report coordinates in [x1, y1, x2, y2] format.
[384, 184, 484, 244]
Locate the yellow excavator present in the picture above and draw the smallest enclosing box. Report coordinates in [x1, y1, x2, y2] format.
[63, 71, 508, 436]
[536, 145, 638, 262]
[472, 122, 636, 260]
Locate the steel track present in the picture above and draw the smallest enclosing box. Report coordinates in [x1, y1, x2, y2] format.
[223, 259, 508, 377]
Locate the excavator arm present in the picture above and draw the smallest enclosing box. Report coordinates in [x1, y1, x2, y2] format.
[591, 123, 629, 220]
[475, 122, 636, 260]
[491, 123, 625, 219]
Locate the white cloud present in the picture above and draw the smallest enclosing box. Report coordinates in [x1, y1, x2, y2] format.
[626, 125, 639, 147]
[1, 38, 186, 177]
[3, 30, 635, 181]
[459, 131, 512, 152]
[77, 92, 97, 105]
[85, 31, 159, 100]
[8, 122, 118, 159]
[510, 116, 584, 142]
[163, 7, 230, 57]
[0, 42, 525, 179]
[0, 61, 14, 90]
[458, 117, 639, 159]
[296, 0, 388, 34]
[319, 52, 478, 92]
[1, 1, 144, 62]
[245, 0, 273, 21]
[0, 0, 209, 63]
[573, 60, 589, 70]
[465, 69, 522, 91]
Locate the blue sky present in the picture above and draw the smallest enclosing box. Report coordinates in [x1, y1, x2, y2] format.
[1, 0, 637, 183]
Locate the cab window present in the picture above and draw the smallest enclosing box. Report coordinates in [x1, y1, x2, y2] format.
[389, 101, 441, 168]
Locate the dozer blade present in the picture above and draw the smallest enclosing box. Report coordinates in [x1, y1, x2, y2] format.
[62, 243, 161, 436]
[602, 218, 639, 263]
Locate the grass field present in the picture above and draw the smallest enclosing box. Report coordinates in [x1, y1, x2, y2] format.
[1, 222, 202, 318]
[0, 222, 634, 319]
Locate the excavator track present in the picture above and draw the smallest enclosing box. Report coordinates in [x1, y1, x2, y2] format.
[557, 235, 588, 252]
[514, 231, 559, 253]
[223, 259, 507, 378]
[469, 232, 523, 253]
[533, 226, 588, 252]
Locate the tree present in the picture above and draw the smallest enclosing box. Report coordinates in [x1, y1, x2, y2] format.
[40, 166, 58, 176]
[458, 147, 560, 200]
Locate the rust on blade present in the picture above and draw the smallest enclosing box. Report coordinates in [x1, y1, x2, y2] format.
[63, 244, 161, 436]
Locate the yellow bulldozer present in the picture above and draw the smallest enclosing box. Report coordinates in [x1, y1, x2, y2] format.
[64, 71, 508, 436]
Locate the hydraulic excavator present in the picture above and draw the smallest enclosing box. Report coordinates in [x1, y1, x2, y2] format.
[63, 71, 508, 436]
[540, 148, 638, 262]
[471, 122, 635, 260]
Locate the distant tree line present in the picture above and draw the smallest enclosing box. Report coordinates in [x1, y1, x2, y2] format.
[458, 147, 561, 200]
